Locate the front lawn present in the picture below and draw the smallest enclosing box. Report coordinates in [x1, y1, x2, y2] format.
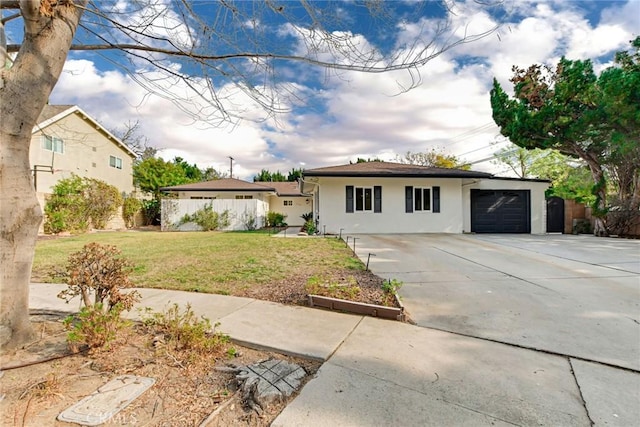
[32, 231, 383, 305]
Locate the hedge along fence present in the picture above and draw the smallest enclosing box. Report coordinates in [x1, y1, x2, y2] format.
[161, 199, 269, 231]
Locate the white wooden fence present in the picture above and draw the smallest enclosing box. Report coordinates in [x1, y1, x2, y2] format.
[161, 199, 268, 231]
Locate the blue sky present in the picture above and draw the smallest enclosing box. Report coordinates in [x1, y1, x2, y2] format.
[28, 0, 639, 179]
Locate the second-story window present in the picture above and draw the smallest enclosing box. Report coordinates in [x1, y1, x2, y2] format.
[109, 155, 123, 169]
[42, 135, 64, 154]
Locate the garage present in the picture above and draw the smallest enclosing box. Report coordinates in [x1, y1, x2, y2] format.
[471, 189, 531, 233]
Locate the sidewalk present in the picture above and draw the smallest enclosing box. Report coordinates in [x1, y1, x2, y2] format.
[30, 283, 639, 426]
[30, 283, 359, 360]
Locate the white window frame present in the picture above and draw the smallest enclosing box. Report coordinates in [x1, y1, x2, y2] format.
[109, 155, 123, 169]
[414, 187, 432, 212]
[355, 187, 373, 212]
[235, 195, 253, 200]
[42, 135, 64, 154]
[283, 200, 293, 206]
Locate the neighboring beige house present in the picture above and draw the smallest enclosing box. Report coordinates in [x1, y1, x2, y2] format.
[30, 105, 136, 229]
[161, 178, 312, 229]
[302, 162, 550, 234]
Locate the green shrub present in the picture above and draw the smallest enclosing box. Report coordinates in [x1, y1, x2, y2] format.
[141, 303, 230, 354]
[44, 175, 122, 233]
[240, 210, 258, 230]
[266, 211, 287, 227]
[141, 199, 161, 225]
[381, 279, 403, 306]
[122, 196, 143, 228]
[44, 175, 88, 233]
[302, 219, 316, 235]
[180, 204, 231, 231]
[63, 303, 129, 352]
[85, 178, 123, 229]
[382, 278, 403, 294]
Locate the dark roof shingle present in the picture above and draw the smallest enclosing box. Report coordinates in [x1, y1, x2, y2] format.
[303, 161, 492, 178]
[161, 178, 305, 195]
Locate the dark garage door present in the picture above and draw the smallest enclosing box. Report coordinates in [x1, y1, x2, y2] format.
[471, 190, 531, 233]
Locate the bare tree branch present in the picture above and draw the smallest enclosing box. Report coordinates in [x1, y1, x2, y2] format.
[0, 1, 21, 9]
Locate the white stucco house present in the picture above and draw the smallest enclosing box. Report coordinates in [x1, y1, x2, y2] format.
[302, 162, 550, 234]
[160, 178, 312, 229]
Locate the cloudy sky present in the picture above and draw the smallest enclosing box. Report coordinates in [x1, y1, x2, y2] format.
[39, 0, 640, 180]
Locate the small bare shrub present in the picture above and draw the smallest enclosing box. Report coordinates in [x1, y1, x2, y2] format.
[58, 243, 139, 351]
[58, 243, 139, 310]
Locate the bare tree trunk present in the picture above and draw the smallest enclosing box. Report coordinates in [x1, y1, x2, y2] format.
[0, 135, 42, 347]
[0, 0, 86, 349]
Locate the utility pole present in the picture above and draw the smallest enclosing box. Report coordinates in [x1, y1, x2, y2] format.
[228, 156, 234, 178]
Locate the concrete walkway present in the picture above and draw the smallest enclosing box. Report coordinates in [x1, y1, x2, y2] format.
[30, 257, 639, 426]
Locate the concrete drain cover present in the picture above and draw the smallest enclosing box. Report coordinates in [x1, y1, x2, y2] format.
[236, 359, 306, 407]
[58, 375, 155, 426]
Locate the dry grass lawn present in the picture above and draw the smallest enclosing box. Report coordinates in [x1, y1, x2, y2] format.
[32, 230, 387, 305]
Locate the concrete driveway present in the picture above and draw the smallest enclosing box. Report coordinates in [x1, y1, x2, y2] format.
[355, 234, 640, 371]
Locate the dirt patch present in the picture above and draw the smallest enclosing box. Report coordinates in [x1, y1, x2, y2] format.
[0, 314, 320, 426]
[236, 268, 395, 307]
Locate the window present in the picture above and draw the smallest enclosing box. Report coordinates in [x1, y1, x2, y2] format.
[42, 135, 64, 154]
[235, 195, 253, 199]
[283, 200, 293, 206]
[405, 186, 440, 213]
[191, 196, 215, 200]
[346, 186, 382, 213]
[414, 188, 431, 211]
[109, 155, 123, 169]
[356, 187, 373, 211]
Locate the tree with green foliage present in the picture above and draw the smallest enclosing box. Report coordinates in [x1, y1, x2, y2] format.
[133, 157, 191, 225]
[396, 148, 470, 170]
[490, 37, 640, 236]
[173, 157, 203, 182]
[492, 145, 544, 178]
[202, 167, 226, 181]
[253, 169, 286, 182]
[598, 39, 640, 210]
[133, 157, 190, 200]
[492, 145, 595, 202]
[287, 168, 303, 182]
[528, 151, 595, 203]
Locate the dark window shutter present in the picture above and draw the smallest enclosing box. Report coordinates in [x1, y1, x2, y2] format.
[405, 186, 413, 213]
[433, 186, 440, 213]
[374, 186, 382, 213]
[346, 185, 354, 213]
